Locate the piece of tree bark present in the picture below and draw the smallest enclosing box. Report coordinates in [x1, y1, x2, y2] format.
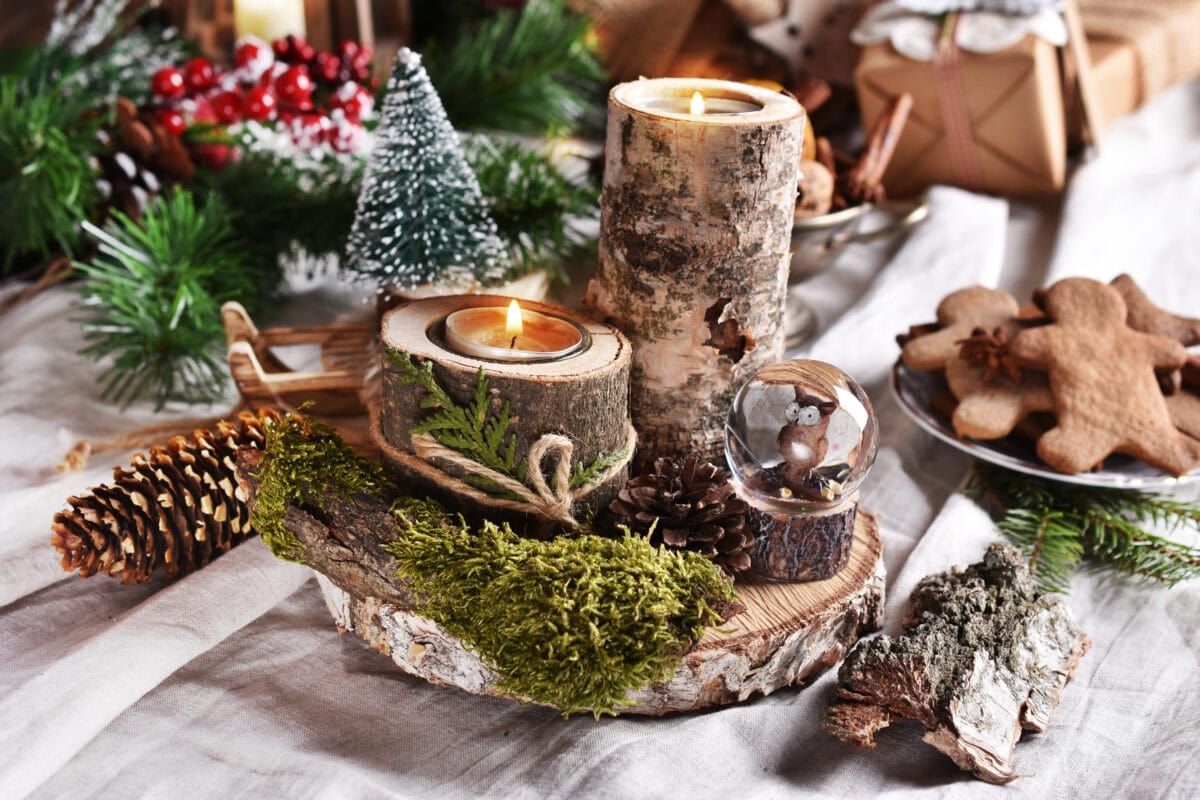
[584, 80, 804, 468]
[824, 544, 1090, 784]
[236, 449, 886, 715]
[380, 296, 632, 526]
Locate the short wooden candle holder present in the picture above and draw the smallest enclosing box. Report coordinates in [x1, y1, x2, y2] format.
[378, 296, 633, 528]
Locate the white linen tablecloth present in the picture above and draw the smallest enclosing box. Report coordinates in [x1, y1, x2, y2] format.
[3, 81, 1200, 799]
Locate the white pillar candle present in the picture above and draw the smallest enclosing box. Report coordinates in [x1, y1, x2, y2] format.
[234, 0, 307, 43]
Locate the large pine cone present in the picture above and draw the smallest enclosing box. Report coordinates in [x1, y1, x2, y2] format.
[51, 409, 281, 583]
[609, 456, 752, 574]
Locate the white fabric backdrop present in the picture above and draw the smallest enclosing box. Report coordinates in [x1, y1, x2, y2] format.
[3, 80, 1200, 799]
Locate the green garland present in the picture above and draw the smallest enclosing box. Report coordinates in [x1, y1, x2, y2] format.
[467, 136, 598, 283]
[387, 498, 736, 716]
[422, 0, 605, 137]
[969, 463, 1200, 593]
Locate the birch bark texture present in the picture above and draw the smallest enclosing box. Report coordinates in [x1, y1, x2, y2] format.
[585, 79, 805, 467]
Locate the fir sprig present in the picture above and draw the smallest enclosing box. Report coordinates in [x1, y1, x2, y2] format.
[466, 137, 598, 283]
[423, 0, 605, 137]
[969, 464, 1200, 593]
[76, 189, 253, 409]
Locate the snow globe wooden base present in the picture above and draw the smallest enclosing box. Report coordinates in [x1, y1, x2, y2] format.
[726, 360, 880, 584]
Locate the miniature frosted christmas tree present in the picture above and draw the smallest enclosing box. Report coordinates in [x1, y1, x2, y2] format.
[345, 48, 505, 289]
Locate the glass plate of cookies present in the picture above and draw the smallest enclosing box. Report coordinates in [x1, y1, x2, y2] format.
[892, 360, 1200, 489]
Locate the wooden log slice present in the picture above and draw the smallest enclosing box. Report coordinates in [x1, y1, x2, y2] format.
[316, 510, 884, 716]
[380, 296, 632, 528]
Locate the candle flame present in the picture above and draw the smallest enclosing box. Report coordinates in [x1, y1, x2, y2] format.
[505, 299, 523, 339]
[690, 91, 705, 115]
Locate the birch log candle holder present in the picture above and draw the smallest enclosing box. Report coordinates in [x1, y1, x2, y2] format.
[377, 295, 634, 529]
[584, 78, 805, 467]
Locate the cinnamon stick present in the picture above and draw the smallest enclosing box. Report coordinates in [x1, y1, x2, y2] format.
[843, 92, 913, 205]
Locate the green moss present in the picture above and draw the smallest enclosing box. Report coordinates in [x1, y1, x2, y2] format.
[387, 498, 738, 716]
[252, 413, 394, 562]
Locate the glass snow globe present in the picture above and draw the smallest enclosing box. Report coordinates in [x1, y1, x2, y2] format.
[725, 360, 878, 511]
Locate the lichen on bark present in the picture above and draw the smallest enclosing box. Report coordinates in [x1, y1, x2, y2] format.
[824, 543, 1090, 784]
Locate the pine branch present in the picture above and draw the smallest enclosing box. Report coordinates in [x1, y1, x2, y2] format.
[969, 463, 1200, 592]
[422, 0, 605, 137]
[465, 136, 598, 283]
[0, 70, 100, 272]
[75, 188, 253, 409]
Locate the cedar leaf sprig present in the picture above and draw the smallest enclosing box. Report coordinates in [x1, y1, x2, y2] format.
[390, 350, 525, 481]
[389, 348, 625, 493]
[969, 463, 1200, 593]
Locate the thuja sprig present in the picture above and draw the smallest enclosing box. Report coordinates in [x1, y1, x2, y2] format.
[389, 348, 625, 492]
[389, 350, 525, 481]
[968, 463, 1200, 593]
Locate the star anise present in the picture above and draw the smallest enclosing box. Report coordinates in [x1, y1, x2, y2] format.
[957, 326, 1022, 384]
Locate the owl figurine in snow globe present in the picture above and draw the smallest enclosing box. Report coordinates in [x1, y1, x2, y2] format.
[725, 360, 878, 582]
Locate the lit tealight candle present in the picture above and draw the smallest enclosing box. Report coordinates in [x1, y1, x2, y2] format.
[635, 89, 763, 117]
[443, 300, 587, 363]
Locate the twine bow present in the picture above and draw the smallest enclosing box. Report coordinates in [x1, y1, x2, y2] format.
[370, 409, 636, 527]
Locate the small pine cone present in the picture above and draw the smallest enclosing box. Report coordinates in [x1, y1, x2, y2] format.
[94, 97, 194, 221]
[609, 456, 752, 574]
[51, 409, 282, 583]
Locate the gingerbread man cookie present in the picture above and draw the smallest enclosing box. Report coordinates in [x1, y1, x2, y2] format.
[945, 356, 1054, 440]
[901, 286, 1054, 440]
[1111, 273, 1200, 346]
[901, 287, 1019, 370]
[1009, 278, 1200, 476]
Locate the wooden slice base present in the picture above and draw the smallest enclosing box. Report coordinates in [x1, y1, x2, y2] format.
[315, 511, 884, 716]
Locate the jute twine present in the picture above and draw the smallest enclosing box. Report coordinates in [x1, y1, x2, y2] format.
[369, 406, 636, 528]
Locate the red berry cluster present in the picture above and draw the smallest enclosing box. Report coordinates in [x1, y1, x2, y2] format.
[148, 35, 376, 165]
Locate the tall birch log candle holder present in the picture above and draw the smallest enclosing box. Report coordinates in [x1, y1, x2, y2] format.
[585, 78, 805, 468]
[376, 295, 635, 529]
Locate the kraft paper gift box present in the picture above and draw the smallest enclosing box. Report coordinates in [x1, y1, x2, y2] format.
[1067, 0, 1200, 139]
[855, 34, 1067, 197]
